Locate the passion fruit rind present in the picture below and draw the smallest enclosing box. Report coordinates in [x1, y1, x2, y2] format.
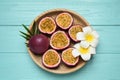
[50, 31, 70, 50]
[39, 17, 56, 34]
[28, 34, 49, 54]
[56, 12, 73, 30]
[42, 49, 61, 68]
[68, 25, 83, 42]
[62, 48, 79, 66]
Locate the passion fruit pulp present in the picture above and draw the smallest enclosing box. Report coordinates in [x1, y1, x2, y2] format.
[28, 34, 49, 54]
[56, 13, 73, 30]
[68, 25, 82, 42]
[50, 31, 70, 50]
[42, 49, 61, 68]
[39, 17, 56, 34]
[62, 48, 79, 66]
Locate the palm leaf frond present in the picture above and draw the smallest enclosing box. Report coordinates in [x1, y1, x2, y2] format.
[19, 31, 31, 38]
[20, 35, 30, 40]
[22, 24, 33, 35]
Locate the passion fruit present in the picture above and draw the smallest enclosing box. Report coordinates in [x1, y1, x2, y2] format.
[56, 13, 73, 30]
[50, 31, 70, 50]
[28, 34, 49, 54]
[62, 48, 79, 66]
[68, 25, 82, 42]
[39, 17, 56, 34]
[42, 49, 61, 68]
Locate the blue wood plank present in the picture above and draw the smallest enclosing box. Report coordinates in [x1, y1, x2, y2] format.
[0, 26, 120, 53]
[0, 53, 119, 80]
[0, 0, 120, 80]
[0, 0, 120, 25]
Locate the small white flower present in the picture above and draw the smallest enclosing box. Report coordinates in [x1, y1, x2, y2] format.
[76, 26, 99, 48]
[72, 43, 96, 61]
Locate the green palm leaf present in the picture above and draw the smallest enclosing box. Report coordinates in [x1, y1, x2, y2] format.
[19, 31, 31, 38]
[22, 24, 33, 35]
[20, 35, 30, 40]
[31, 21, 36, 35]
[20, 21, 40, 41]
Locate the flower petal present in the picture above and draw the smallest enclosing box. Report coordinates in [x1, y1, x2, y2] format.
[90, 39, 99, 47]
[81, 54, 91, 61]
[89, 46, 96, 54]
[92, 31, 99, 38]
[83, 26, 92, 33]
[76, 32, 85, 40]
[80, 41, 90, 48]
[73, 43, 80, 49]
[72, 49, 80, 57]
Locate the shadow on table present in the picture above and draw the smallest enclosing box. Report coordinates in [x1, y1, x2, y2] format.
[32, 55, 96, 79]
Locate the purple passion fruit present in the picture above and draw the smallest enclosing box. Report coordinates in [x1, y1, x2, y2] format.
[56, 13, 73, 30]
[42, 49, 61, 68]
[39, 17, 56, 34]
[68, 25, 82, 42]
[28, 34, 49, 54]
[62, 48, 79, 66]
[50, 31, 70, 50]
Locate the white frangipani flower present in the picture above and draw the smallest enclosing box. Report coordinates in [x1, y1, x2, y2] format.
[76, 26, 99, 48]
[72, 43, 96, 61]
[72, 26, 99, 61]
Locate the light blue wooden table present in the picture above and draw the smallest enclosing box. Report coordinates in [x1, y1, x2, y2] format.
[0, 0, 120, 80]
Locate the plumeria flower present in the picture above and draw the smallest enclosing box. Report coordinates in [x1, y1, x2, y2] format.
[72, 26, 99, 61]
[76, 26, 99, 48]
[72, 43, 96, 61]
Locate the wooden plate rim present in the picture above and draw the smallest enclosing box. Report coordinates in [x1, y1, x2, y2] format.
[27, 9, 90, 74]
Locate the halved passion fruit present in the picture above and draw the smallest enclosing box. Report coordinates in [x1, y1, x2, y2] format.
[68, 25, 82, 42]
[62, 48, 79, 66]
[50, 31, 70, 50]
[56, 13, 73, 30]
[39, 17, 56, 34]
[42, 49, 61, 68]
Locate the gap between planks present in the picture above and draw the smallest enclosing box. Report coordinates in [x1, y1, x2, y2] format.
[0, 52, 119, 54]
[1, 25, 120, 26]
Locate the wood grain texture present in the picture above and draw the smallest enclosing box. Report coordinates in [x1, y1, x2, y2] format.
[0, 26, 120, 53]
[27, 9, 89, 74]
[0, 0, 120, 79]
[0, 53, 120, 80]
[0, 0, 120, 25]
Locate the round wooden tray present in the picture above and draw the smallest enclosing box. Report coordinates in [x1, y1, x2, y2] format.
[28, 9, 90, 74]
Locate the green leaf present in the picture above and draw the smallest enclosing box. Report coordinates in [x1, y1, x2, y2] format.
[31, 21, 36, 35]
[20, 35, 30, 40]
[31, 20, 40, 35]
[25, 42, 28, 47]
[34, 21, 39, 35]
[36, 23, 40, 34]
[35, 21, 38, 35]
[19, 31, 31, 38]
[22, 24, 33, 36]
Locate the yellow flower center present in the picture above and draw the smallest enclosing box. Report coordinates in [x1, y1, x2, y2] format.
[85, 33, 94, 43]
[79, 47, 89, 54]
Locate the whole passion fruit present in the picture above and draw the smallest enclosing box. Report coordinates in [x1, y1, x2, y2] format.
[50, 31, 70, 50]
[62, 48, 79, 66]
[68, 25, 82, 42]
[42, 49, 61, 68]
[39, 17, 56, 34]
[28, 34, 49, 54]
[56, 13, 73, 30]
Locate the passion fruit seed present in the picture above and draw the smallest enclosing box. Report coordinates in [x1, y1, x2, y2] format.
[56, 13, 73, 30]
[50, 31, 70, 50]
[62, 48, 79, 66]
[69, 25, 82, 42]
[39, 17, 56, 34]
[28, 34, 49, 54]
[42, 49, 61, 68]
